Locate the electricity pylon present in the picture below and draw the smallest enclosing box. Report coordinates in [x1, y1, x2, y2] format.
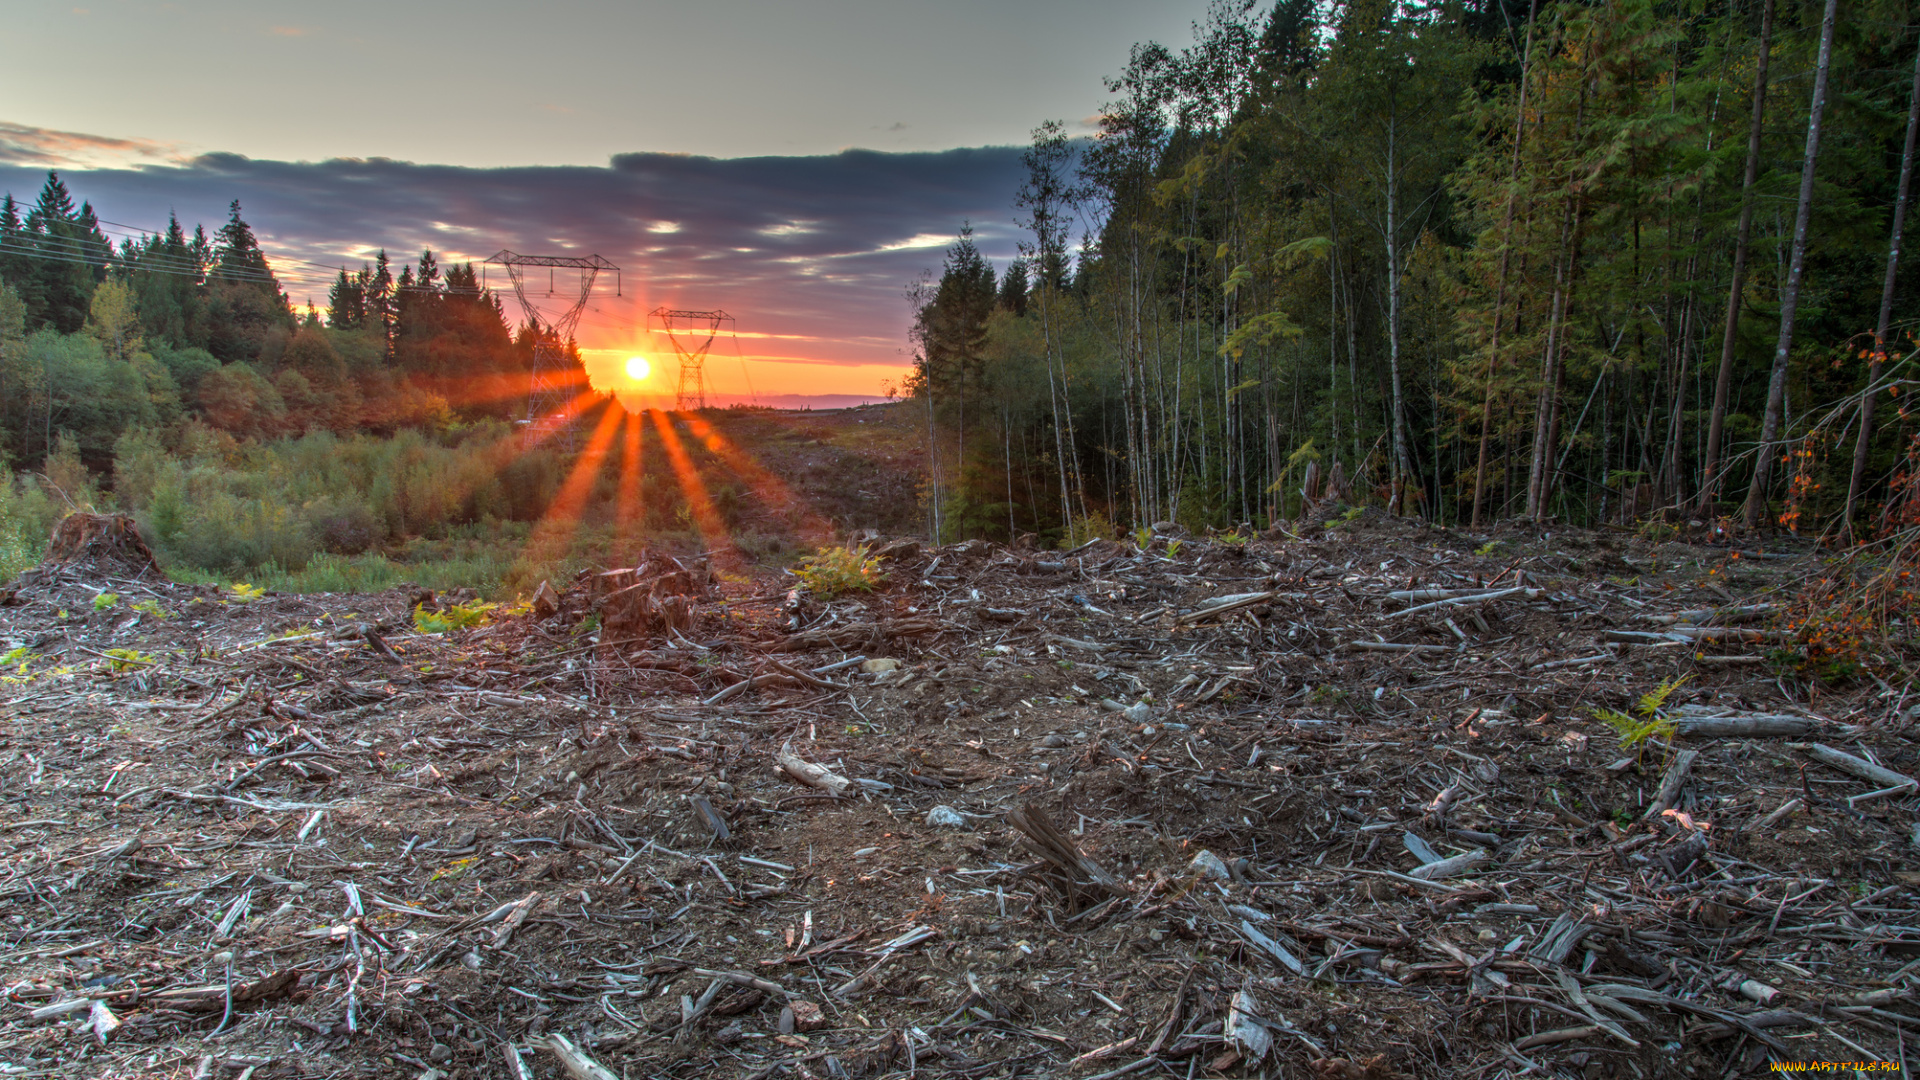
[485, 250, 620, 431]
[649, 308, 733, 411]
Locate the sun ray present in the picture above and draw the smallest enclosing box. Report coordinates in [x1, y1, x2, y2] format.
[647, 408, 735, 561]
[520, 400, 625, 567]
[412, 365, 596, 415]
[672, 411, 835, 543]
[615, 409, 644, 551]
[518, 388, 610, 452]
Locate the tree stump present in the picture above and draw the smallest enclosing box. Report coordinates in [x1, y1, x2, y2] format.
[25, 513, 164, 582]
[596, 552, 708, 646]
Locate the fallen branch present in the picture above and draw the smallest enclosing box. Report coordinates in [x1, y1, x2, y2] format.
[775, 743, 851, 797]
[1387, 587, 1539, 620]
[1790, 743, 1919, 798]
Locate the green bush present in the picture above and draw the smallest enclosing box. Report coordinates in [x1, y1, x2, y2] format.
[0, 485, 50, 584]
[793, 545, 884, 597]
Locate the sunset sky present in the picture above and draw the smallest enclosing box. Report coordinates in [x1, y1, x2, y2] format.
[0, 0, 1213, 402]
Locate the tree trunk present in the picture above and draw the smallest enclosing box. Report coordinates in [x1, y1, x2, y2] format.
[1699, 0, 1774, 516]
[1385, 106, 1413, 514]
[1471, 0, 1539, 528]
[1845, 37, 1920, 530]
[1039, 283, 1073, 536]
[1742, 0, 1837, 530]
[1526, 87, 1586, 521]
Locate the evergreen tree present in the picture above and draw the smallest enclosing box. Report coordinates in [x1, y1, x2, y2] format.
[327, 268, 364, 329]
[16, 172, 108, 334]
[204, 200, 292, 362]
[367, 250, 396, 356]
[997, 259, 1029, 316]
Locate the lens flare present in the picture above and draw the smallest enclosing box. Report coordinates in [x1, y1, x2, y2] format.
[649, 410, 735, 560]
[625, 356, 651, 381]
[676, 412, 834, 543]
[520, 400, 625, 564]
[615, 410, 644, 547]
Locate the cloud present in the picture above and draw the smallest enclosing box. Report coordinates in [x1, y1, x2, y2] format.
[0, 122, 185, 170]
[0, 127, 1039, 384]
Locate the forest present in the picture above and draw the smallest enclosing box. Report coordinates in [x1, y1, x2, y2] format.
[910, 0, 1920, 546]
[0, 174, 608, 588]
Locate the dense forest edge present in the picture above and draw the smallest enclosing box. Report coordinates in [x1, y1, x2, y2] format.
[911, 0, 1920, 552]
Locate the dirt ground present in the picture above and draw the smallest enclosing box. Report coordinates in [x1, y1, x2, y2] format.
[1, 513, 1917, 1080]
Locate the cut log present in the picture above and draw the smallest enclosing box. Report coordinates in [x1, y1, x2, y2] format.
[1408, 850, 1487, 880]
[1671, 714, 1814, 738]
[1642, 750, 1699, 820]
[1387, 587, 1540, 620]
[1790, 743, 1919, 794]
[775, 744, 850, 796]
[540, 1033, 619, 1080]
[531, 581, 561, 619]
[1176, 591, 1275, 624]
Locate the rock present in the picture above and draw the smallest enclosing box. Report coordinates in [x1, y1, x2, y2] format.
[861, 658, 901, 673]
[926, 805, 967, 828]
[778, 1005, 795, 1034]
[1122, 702, 1154, 724]
[531, 580, 561, 620]
[1190, 849, 1232, 881]
[788, 999, 826, 1031]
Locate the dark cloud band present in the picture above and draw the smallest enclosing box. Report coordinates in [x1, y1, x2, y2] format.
[0, 129, 1033, 371]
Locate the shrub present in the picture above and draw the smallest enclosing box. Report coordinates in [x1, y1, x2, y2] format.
[314, 500, 379, 555]
[793, 545, 884, 597]
[1061, 511, 1117, 549]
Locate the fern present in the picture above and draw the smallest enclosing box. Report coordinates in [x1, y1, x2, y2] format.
[1636, 674, 1690, 719]
[1593, 674, 1688, 760]
[413, 598, 496, 634]
[103, 648, 157, 671]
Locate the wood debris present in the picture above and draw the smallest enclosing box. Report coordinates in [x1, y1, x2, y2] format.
[0, 519, 1915, 1078]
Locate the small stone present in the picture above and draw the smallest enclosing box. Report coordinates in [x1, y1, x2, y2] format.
[429, 1043, 452, 1063]
[789, 999, 827, 1031]
[926, 806, 967, 828]
[779, 1005, 796, 1034]
[1189, 849, 1231, 881]
[1122, 702, 1154, 724]
[462, 950, 482, 970]
[861, 658, 901, 673]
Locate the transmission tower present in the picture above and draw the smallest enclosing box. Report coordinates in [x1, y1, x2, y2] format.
[649, 308, 734, 411]
[484, 250, 620, 431]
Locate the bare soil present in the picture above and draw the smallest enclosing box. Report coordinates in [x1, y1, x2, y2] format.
[2, 516, 1916, 1080]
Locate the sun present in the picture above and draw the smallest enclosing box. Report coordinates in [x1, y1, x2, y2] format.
[624, 356, 652, 381]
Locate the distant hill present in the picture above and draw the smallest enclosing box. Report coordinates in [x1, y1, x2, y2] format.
[708, 393, 894, 410]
